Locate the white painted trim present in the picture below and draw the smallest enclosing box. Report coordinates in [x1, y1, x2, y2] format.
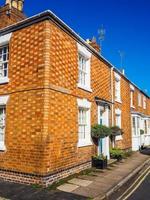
[77, 43, 91, 59]
[77, 98, 92, 147]
[77, 84, 92, 93]
[77, 43, 92, 92]
[0, 33, 12, 46]
[130, 84, 135, 91]
[0, 95, 9, 151]
[115, 108, 122, 115]
[115, 108, 122, 140]
[115, 99, 122, 104]
[0, 77, 9, 84]
[77, 98, 91, 109]
[114, 72, 121, 81]
[0, 95, 9, 105]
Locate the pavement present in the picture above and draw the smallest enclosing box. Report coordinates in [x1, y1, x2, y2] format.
[0, 151, 149, 200]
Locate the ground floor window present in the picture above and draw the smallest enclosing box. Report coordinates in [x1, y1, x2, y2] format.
[0, 95, 9, 150]
[0, 106, 6, 145]
[132, 117, 137, 136]
[77, 99, 92, 147]
[115, 109, 122, 140]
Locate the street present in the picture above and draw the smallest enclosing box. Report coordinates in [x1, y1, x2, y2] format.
[127, 173, 150, 200]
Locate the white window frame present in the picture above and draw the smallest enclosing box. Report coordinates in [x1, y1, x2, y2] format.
[77, 98, 92, 147]
[77, 43, 92, 92]
[138, 93, 142, 107]
[115, 108, 122, 140]
[130, 84, 135, 108]
[0, 33, 12, 84]
[143, 96, 146, 109]
[0, 95, 9, 151]
[114, 73, 121, 103]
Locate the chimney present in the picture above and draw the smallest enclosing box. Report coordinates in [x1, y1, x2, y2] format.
[0, 0, 26, 29]
[86, 37, 101, 53]
[11, 0, 24, 12]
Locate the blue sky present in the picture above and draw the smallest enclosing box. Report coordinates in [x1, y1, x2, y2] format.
[2, 0, 150, 95]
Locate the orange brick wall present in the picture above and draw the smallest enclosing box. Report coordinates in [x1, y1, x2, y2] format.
[113, 71, 150, 149]
[113, 72, 132, 149]
[42, 21, 112, 174]
[0, 21, 51, 174]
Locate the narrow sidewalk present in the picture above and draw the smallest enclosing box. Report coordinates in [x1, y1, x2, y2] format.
[57, 152, 150, 199]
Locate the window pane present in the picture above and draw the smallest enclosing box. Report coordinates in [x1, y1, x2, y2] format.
[0, 46, 9, 78]
[78, 54, 87, 86]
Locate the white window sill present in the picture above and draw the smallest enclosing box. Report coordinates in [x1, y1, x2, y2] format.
[115, 99, 122, 104]
[77, 84, 92, 93]
[0, 77, 9, 85]
[115, 135, 123, 141]
[78, 140, 93, 147]
[0, 144, 6, 151]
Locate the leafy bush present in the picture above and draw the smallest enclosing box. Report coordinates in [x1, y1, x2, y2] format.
[110, 126, 124, 137]
[140, 129, 144, 135]
[92, 154, 107, 161]
[110, 148, 125, 160]
[91, 124, 112, 139]
[110, 148, 133, 160]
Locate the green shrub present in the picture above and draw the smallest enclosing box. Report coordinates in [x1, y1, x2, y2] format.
[92, 154, 107, 161]
[110, 148, 125, 160]
[91, 124, 112, 139]
[110, 126, 124, 136]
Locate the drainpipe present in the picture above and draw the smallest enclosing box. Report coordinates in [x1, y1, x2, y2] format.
[111, 67, 115, 147]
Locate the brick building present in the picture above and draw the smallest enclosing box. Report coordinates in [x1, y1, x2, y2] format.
[0, 0, 149, 186]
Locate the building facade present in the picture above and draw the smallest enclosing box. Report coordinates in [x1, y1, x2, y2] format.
[0, 0, 149, 186]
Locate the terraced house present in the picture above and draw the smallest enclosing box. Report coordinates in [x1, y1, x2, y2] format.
[0, 0, 149, 186]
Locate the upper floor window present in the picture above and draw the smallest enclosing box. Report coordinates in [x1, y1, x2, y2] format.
[78, 54, 87, 86]
[77, 43, 92, 92]
[114, 73, 121, 102]
[138, 93, 142, 107]
[130, 85, 135, 108]
[143, 96, 146, 109]
[0, 46, 9, 79]
[0, 33, 12, 84]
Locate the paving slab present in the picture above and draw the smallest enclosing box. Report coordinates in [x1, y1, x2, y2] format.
[68, 178, 93, 187]
[57, 183, 79, 193]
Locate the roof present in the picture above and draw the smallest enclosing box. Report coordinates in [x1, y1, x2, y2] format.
[0, 10, 149, 98]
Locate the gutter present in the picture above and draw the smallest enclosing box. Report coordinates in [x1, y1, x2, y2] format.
[111, 67, 114, 127]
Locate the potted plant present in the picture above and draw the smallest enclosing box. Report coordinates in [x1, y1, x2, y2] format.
[91, 124, 111, 169]
[110, 148, 125, 161]
[92, 154, 107, 169]
[91, 124, 112, 139]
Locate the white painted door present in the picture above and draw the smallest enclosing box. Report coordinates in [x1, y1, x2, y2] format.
[132, 116, 140, 151]
[98, 105, 110, 159]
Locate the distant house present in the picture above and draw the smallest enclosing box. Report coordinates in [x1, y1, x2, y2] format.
[0, 0, 149, 186]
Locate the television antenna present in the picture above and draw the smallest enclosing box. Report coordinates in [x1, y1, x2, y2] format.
[98, 25, 106, 53]
[118, 50, 125, 68]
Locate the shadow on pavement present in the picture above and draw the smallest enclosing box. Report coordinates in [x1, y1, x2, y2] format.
[0, 180, 87, 200]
